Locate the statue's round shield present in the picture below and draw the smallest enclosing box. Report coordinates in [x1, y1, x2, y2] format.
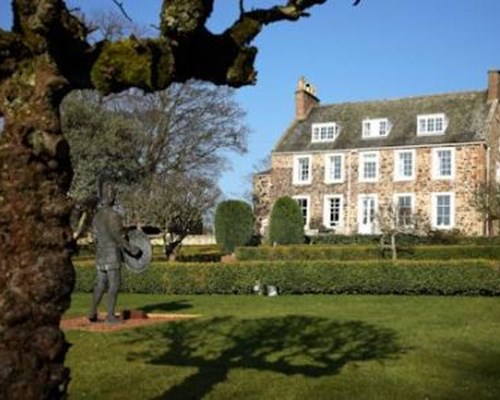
[122, 229, 152, 273]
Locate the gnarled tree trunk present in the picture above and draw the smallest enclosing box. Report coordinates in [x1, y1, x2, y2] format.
[0, 57, 74, 398]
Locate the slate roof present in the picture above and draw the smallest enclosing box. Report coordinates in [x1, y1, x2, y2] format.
[274, 90, 490, 153]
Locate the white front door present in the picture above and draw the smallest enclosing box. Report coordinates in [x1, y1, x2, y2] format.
[358, 195, 378, 234]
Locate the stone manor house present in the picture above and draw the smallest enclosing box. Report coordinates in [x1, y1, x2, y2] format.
[253, 71, 500, 236]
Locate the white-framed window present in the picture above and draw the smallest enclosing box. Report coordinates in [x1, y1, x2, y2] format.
[293, 154, 312, 185]
[323, 195, 343, 229]
[394, 149, 416, 181]
[293, 195, 310, 229]
[417, 113, 448, 135]
[311, 122, 339, 143]
[359, 151, 379, 182]
[362, 118, 391, 138]
[432, 147, 455, 180]
[431, 192, 455, 229]
[394, 193, 416, 227]
[324, 153, 344, 184]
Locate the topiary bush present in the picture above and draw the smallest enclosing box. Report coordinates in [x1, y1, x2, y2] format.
[269, 196, 305, 245]
[214, 200, 254, 254]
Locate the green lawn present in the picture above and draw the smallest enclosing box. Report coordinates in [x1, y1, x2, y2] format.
[65, 294, 500, 399]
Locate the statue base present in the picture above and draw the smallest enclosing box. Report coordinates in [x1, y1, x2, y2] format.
[121, 309, 148, 320]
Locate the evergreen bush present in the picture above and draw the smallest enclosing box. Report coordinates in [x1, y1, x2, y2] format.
[269, 196, 305, 245]
[214, 200, 254, 254]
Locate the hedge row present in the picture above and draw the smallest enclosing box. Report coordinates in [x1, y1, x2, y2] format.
[75, 245, 222, 263]
[176, 245, 222, 262]
[235, 245, 500, 261]
[74, 259, 500, 296]
[309, 233, 500, 246]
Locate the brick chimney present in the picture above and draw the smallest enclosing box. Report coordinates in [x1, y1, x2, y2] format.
[295, 77, 319, 120]
[487, 70, 500, 102]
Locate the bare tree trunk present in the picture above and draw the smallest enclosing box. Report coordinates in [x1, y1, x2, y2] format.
[164, 232, 184, 260]
[0, 61, 74, 399]
[391, 233, 397, 260]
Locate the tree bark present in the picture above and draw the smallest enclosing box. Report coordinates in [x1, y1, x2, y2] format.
[0, 57, 74, 399]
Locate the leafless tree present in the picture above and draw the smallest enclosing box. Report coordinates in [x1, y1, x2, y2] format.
[63, 80, 247, 251]
[473, 182, 500, 235]
[123, 174, 220, 258]
[116, 81, 248, 180]
[377, 202, 426, 260]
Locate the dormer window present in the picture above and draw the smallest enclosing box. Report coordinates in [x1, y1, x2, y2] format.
[362, 118, 391, 138]
[417, 113, 448, 135]
[312, 122, 339, 143]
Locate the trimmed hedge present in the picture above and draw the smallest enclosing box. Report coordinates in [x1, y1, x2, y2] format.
[309, 233, 500, 246]
[74, 259, 500, 296]
[176, 245, 222, 262]
[235, 245, 500, 261]
[74, 245, 222, 263]
[75, 260, 166, 293]
[309, 234, 381, 246]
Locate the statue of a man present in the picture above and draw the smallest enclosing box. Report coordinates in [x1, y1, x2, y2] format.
[88, 180, 138, 323]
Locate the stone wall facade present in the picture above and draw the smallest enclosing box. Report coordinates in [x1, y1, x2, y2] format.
[258, 143, 488, 236]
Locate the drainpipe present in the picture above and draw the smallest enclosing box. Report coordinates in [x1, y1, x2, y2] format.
[346, 151, 352, 234]
[486, 143, 491, 236]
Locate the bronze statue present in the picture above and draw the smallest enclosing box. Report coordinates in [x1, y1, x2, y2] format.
[88, 180, 139, 323]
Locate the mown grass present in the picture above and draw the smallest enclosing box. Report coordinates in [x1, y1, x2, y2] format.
[65, 294, 500, 399]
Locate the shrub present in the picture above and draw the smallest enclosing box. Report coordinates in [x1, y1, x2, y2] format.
[425, 229, 463, 245]
[74, 259, 500, 296]
[176, 245, 222, 262]
[269, 196, 305, 245]
[214, 200, 254, 254]
[235, 244, 500, 261]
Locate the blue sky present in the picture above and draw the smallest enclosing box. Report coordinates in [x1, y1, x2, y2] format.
[2, 0, 500, 199]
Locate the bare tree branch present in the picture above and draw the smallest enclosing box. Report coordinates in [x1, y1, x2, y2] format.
[226, 1, 328, 47]
[111, 0, 133, 22]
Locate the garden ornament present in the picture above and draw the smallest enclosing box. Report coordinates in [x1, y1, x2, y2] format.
[88, 179, 142, 324]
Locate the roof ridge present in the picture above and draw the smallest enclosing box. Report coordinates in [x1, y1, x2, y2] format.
[314, 89, 487, 109]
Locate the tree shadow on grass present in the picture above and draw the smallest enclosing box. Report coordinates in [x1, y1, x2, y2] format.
[126, 315, 406, 399]
[138, 300, 192, 314]
[441, 345, 500, 400]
